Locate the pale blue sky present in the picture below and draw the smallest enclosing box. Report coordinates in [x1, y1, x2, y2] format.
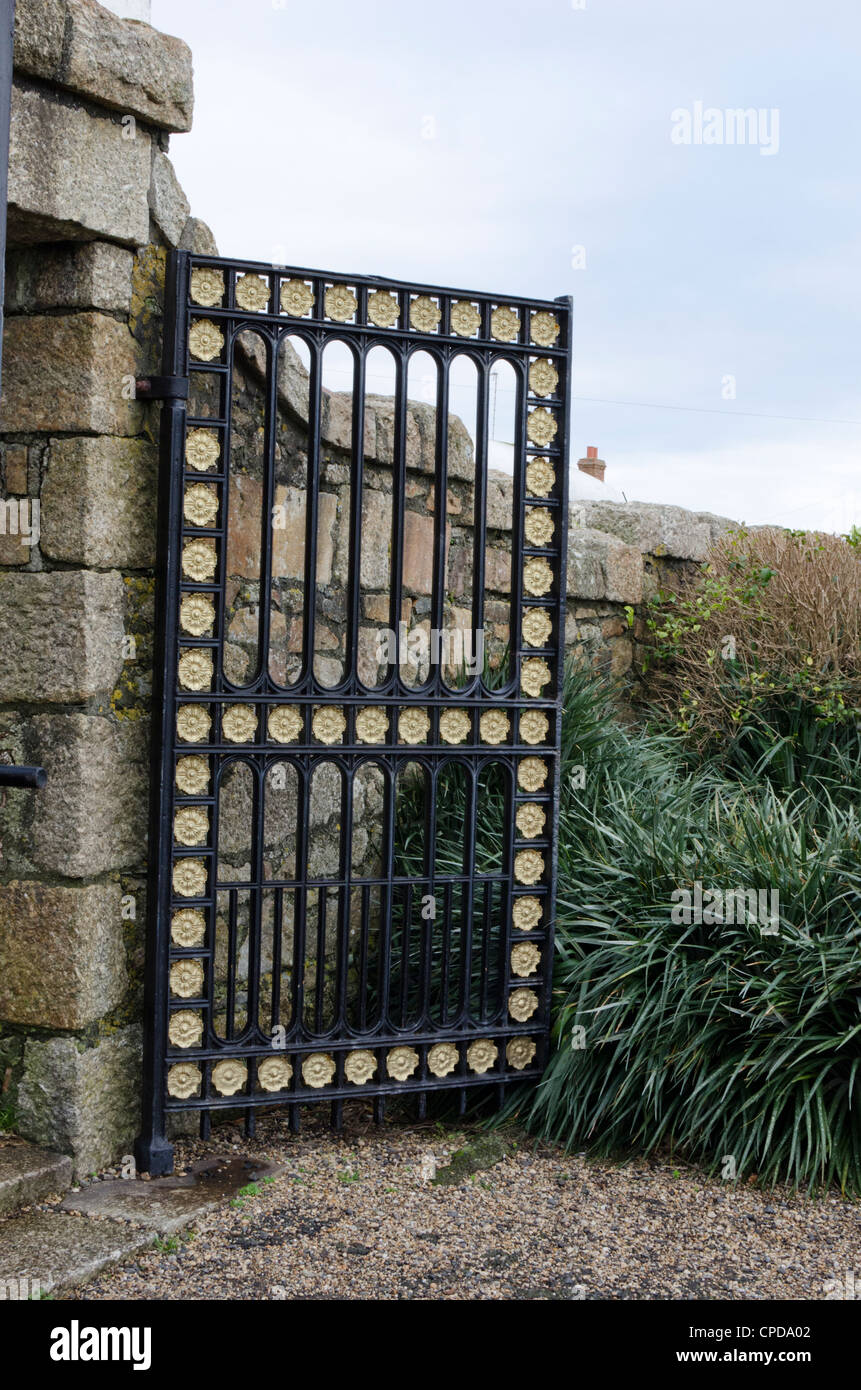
[153, 0, 861, 532]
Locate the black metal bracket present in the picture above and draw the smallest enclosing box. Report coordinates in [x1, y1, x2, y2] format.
[0, 765, 46, 789]
[135, 375, 189, 402]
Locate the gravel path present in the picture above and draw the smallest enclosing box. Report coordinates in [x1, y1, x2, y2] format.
[76, 1106, 860, 1301]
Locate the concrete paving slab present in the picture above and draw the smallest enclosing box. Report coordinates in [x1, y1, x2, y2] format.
[0, 1210, 154, 1296]
[60, 1155, 283, 1236]
[0, 1139, 72, 1217]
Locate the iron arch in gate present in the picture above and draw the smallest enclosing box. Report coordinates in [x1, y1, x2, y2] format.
[136, 252, 571, 1174]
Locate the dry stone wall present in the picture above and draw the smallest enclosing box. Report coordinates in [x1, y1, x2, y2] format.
[0, 0, 736, 1175]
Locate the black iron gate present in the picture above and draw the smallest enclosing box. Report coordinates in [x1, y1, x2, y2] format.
[136, 251, 571, 1174]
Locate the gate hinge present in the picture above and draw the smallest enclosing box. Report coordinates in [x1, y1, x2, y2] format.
[135, 375, 189, 401]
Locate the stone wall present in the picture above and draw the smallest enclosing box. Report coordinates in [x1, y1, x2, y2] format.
[0, 0, 736, 1176]
[0, 0, 206, 1175]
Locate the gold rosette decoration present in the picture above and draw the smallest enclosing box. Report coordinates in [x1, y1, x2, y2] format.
[280, 278, 314, 317]
[521, 657, 552, 697]
[398, 706, 430, 743]
[176, 705, 211, 743]
[355, 706, 389, 744]
[526, 407, 558, 448]
[508, 988, 539, 1022]
[175, 755, 210, 795]
[182, 538, 217, 582]
[367, 290, 399, 327]
[523, 556, 554, 597]
[528, 358, 559, 397]
[183, 483, 219, 528]
[190, 268, 224, 308]
[450, 300, 481, 337]
[185, 428, 220, 471]
[312, 706, 346, 745]
[466, 1038, 498, 1075]
[522, 607, 553, 648]
[212, 1059, 247, 1096]
[222, 705, 258, 742]
[188, 318, 224, 362]
[258, 1056, 293, 1092]
[344, 1050, 377, 1085]
[170, 958, 205, 998]
[514, 848, 544, 885]
[325, 284, 357, 322]
[174, 806, 209, 846]
[171, 908, 206, 947]
[302, 1052, 336, 1088]
[517, 756, 548, 793]
[479, 709, 510, 745]
[491, 305, 521, 341]
[530, 311, 560, 347]
[167, 1062, 201, 1099]
[409, 295, 441, 332]
[515, 802, 546, 839]
[268, 705, 303, 744]
[512, 895, 542, 931]
[526, 458, 555, 497]
[511, 941, 541, 977]
[386, 1046, 419, 1081]
[519, 709, 549, 745]
[234, 273, 270, 313]
[168, 1009, 203, 1049]
[180, 593, 215, 637]
[173, 858, 207, 898]
[439, 708, 471, 745]
[427, 1042, 458, 1077]
[506, 1036, 537, 1071]
[524, 506, 554, 547]
[178, 648, 213, 692]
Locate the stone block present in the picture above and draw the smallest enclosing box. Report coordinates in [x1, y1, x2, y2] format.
[178, 217, 219, 256]
[0, 571, 125, 702]
[0, 1208, 153, 1294]
[40, 436, 157, 567]
[16, 1025, 143, 1179]
[5, 241, 134, 314]
[0, 881, 125, 1028]
[402, 510, 437, 596]
[0, 1141, 72, 1217]
[149, 149, 190, 247]
[31, 713, 149, 877]
[14, 0, 194, 133]
[3, 445, 29, 493]
[7, 82, 152, 246]
[566, 525, 643, 605]
[578, 500, 735, 563]
[486, 471, 513, 530]
[360, 489, 393, 590]
[0, 313, 143, 435]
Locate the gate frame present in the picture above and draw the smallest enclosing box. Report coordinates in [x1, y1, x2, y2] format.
[136, 251, 571, 1175]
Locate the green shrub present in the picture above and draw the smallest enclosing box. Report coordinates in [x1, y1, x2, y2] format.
[507, 665, 861, 1193]
[641, 526, 861, 790]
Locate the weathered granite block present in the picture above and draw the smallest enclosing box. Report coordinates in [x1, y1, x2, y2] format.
[7, 82, 152, 246]
[149, 149, 190, 247]
[566, 524, 643, 605]
[0, 571, 126, 702]
[41, 435, 157, 567]
[0, 881, 126, 1028]
[16, 1026, 142, 1178]
[5, 241, 134, 314]
[31, 714, 149, 877]
[577, 500, 734, 563]
[14, 0, 193, 133]
[0, 313, 143, 435]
